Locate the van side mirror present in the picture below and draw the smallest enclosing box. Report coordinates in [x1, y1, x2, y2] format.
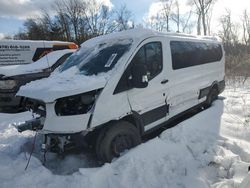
[131, 63, 148, 88]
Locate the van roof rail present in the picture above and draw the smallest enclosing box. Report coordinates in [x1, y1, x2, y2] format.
[159, 32, 197, 38]
[199, 36, 218, 41]
[156, 31, 219, 41]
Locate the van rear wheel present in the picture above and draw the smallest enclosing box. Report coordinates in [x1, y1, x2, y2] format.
[95, 121, 141, 163]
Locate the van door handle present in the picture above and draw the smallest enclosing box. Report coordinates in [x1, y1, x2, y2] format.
[161, 79, 169, 84]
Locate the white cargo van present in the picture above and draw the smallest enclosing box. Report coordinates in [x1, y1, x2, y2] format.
[0, 40, 77, 66]
[15, 29, 225, 162]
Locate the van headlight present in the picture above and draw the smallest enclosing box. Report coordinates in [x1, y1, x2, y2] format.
[0, 80, 17, 89]
[55, 90, 100, 116]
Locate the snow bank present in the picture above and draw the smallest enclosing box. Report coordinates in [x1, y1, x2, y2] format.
[1, 86, 250, 188]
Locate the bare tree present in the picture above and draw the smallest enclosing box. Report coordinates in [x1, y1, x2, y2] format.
[205, 3, 214, 35]
[22, 19, 46, 40]
[15, 0, 134, 43]
[171, 0, 180, 32]
[242, 9, 250, 46]
[219, 10, 239, 47]
[144, 0, 174, 32]
[171, 0, 194, 33]
[54, 1, 72, 41]
[82, 0, 113, 36]
[145, 12, 165, 32]
[114, 5, 134, 31]
[161, 0, 174, 31]
[191, 0, 215, 35]
[55, 0, 84, 43]
[38, 11, 64, 40]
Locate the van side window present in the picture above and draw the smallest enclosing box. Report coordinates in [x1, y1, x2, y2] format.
[131, 42, 163, 81]
[114, 42, 162, 94]
[170, 41, 222, 70]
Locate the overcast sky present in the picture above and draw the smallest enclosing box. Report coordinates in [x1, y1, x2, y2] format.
[0, 0, 250, 39]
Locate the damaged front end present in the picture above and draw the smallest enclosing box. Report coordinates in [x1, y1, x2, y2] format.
[13, 98, 46, 132]
[13, 89, 101, 156]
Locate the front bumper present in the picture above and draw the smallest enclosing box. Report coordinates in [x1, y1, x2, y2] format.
[14, 97, 95, 155]
[18, 100, 92, 134]
[14, 117, 45, 132]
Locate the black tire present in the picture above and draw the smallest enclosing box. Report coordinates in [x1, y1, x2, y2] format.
[204, 87, 218, 108]
[95, 121, 141, 163]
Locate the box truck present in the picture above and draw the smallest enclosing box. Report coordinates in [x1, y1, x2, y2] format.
[0, 40, 77, 66]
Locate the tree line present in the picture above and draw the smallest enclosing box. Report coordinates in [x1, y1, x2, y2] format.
[14, 0, 134, 44]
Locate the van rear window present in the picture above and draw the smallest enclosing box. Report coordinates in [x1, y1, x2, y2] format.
[170, 41, 223, 70]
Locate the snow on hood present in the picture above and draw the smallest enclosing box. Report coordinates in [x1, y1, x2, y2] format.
[0, 49, 76, 77]
[17, 66, 108, 102]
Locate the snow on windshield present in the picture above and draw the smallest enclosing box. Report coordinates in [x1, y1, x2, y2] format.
[59, 39, 133, 76]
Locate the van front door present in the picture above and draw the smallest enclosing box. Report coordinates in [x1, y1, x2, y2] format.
[127, 40, 169, 131]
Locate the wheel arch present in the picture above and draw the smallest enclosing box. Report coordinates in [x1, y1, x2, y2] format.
[120, 111, 144, 135]
[88, 111, 144, 143]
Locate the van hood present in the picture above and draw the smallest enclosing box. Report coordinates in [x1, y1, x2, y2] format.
[17, 67, 108, 103]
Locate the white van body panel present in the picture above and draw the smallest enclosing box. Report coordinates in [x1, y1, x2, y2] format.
[165, 37, 225, 119]
[90, 89, 131, 127]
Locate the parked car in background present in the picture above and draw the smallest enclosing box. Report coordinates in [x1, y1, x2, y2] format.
[0, 49, 76, 113]
[0, 40, 77, 66]
[15, 28, 225, 163]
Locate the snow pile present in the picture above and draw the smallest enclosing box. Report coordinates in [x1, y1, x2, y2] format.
[0, 49, 75, 77]
[1, 85, 250, 188]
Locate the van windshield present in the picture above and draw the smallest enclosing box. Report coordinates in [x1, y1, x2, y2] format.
[59, 39, 132, 76]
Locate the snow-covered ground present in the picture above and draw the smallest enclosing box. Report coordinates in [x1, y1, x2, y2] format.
[0, 84, 250, 188]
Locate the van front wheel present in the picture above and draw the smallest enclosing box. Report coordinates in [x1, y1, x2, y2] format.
[95, 121, 141, 163]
